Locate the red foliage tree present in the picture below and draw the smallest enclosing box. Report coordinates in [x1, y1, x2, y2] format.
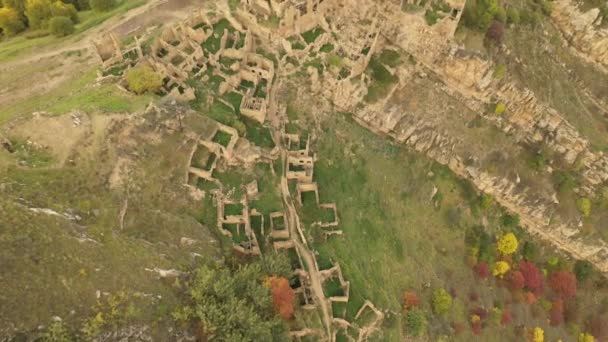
[474, 262, 490, 280]
[549, 271, 577, 300]
[508, 270, 525, 291]
[403, 290, 420, 309]
[267, 276, 295, 320]
[501, 311, 513, 326]
[518, 261, 544, 295]
[549, 299, 564, 326]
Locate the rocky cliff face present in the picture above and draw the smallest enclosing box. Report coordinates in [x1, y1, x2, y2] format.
[551, 0, 608, 70]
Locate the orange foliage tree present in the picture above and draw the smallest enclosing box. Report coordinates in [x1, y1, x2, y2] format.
[403, 290, 420, 310]
[265, 276, 296, 320]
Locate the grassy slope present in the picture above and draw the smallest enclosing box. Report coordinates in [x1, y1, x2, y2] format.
[0, 67, 154, 125]
[0, 112, 220, 337]
[295, 113, 608, 341]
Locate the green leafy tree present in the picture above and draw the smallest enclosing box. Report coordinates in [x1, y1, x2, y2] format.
[51, 1, 78, 23]
[125, 65, 163, 95]
[49, 16, 73, 36]
[173, 263, 288, 341]
[0, 7, 25, 36]
[432, 288, 453, 315]
[89, 0, 116, 12]
[25, 0, 53, 29]
[405, 308, 427, 337]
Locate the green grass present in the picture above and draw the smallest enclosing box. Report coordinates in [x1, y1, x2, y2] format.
[319, 43, 334, 53]
[0, 68, 154, 124]
[243, 118, 275, 148]
[364, 57, 398, 103]
[301, 27, 324, 44]
[212, 130, 233, 147]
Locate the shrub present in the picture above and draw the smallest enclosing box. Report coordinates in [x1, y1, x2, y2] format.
[89, 0, 116, 12]
[497, 233, 518, 255]
[0, 7, 25, 36]
[552, 170, 577, 193]
[493, 64, 507, 79]
[574, 260, 593, 282]
[432, 288, 452, 315]
[125, 65, 163, 95]
[501, 213, 519, 228]
[549, 271, 577, 300]
[265, 276, 295, 320]
[494, 102, 506, 114]
[404, 308, 427, 337]
[403, 291, 420, 309]
[506, 7, 520, 24]
[494, 6, 506, 23]
[577, 197, 592, 217]
[49, 16, 74, 37]
[486, 20, 505, 44]
[492, 261, 510, 278]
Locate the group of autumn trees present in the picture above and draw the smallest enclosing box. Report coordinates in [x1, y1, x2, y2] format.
[401, 215, 605, 341]
[0, 0, 117, 38]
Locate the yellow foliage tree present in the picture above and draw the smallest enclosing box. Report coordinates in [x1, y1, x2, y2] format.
[497, 232, 518, 255]
[532, 327, 544, 342]
[492, 261, 510, 278]
[578, 333, 595, 342]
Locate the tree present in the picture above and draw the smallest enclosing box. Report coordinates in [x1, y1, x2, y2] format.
[172, 263, 288, 341]
[532, 327, 544, 342]
[492, 261, 510, 278]
[50, 1, 78, 23]
[549, 299, 564, 326]
[518, 261, 544, 295]
[486, 20, 505, 44]
[577, 197, 592, 217]
[497, 233, 518, 255]
[404, 308, 426, 337]
[432, 288, 452, 315]
[3, 0, 27, 15]
[474, 262, 490, 280]
[89, 0, 116, 12]
[0, 7, 25, 36]
[25, 0, 53, 29]
[265, 276, 295, 320]
[586, 316, 607, 341]
[403, 290, 420, 309]
[49, 16, 73, 37]
[549, 271, 577, 300]
[522, 241, 539, 261]
[508, 270, 525, 291]
[507, 7, 520, 24]
[125, 65, 163, 95]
